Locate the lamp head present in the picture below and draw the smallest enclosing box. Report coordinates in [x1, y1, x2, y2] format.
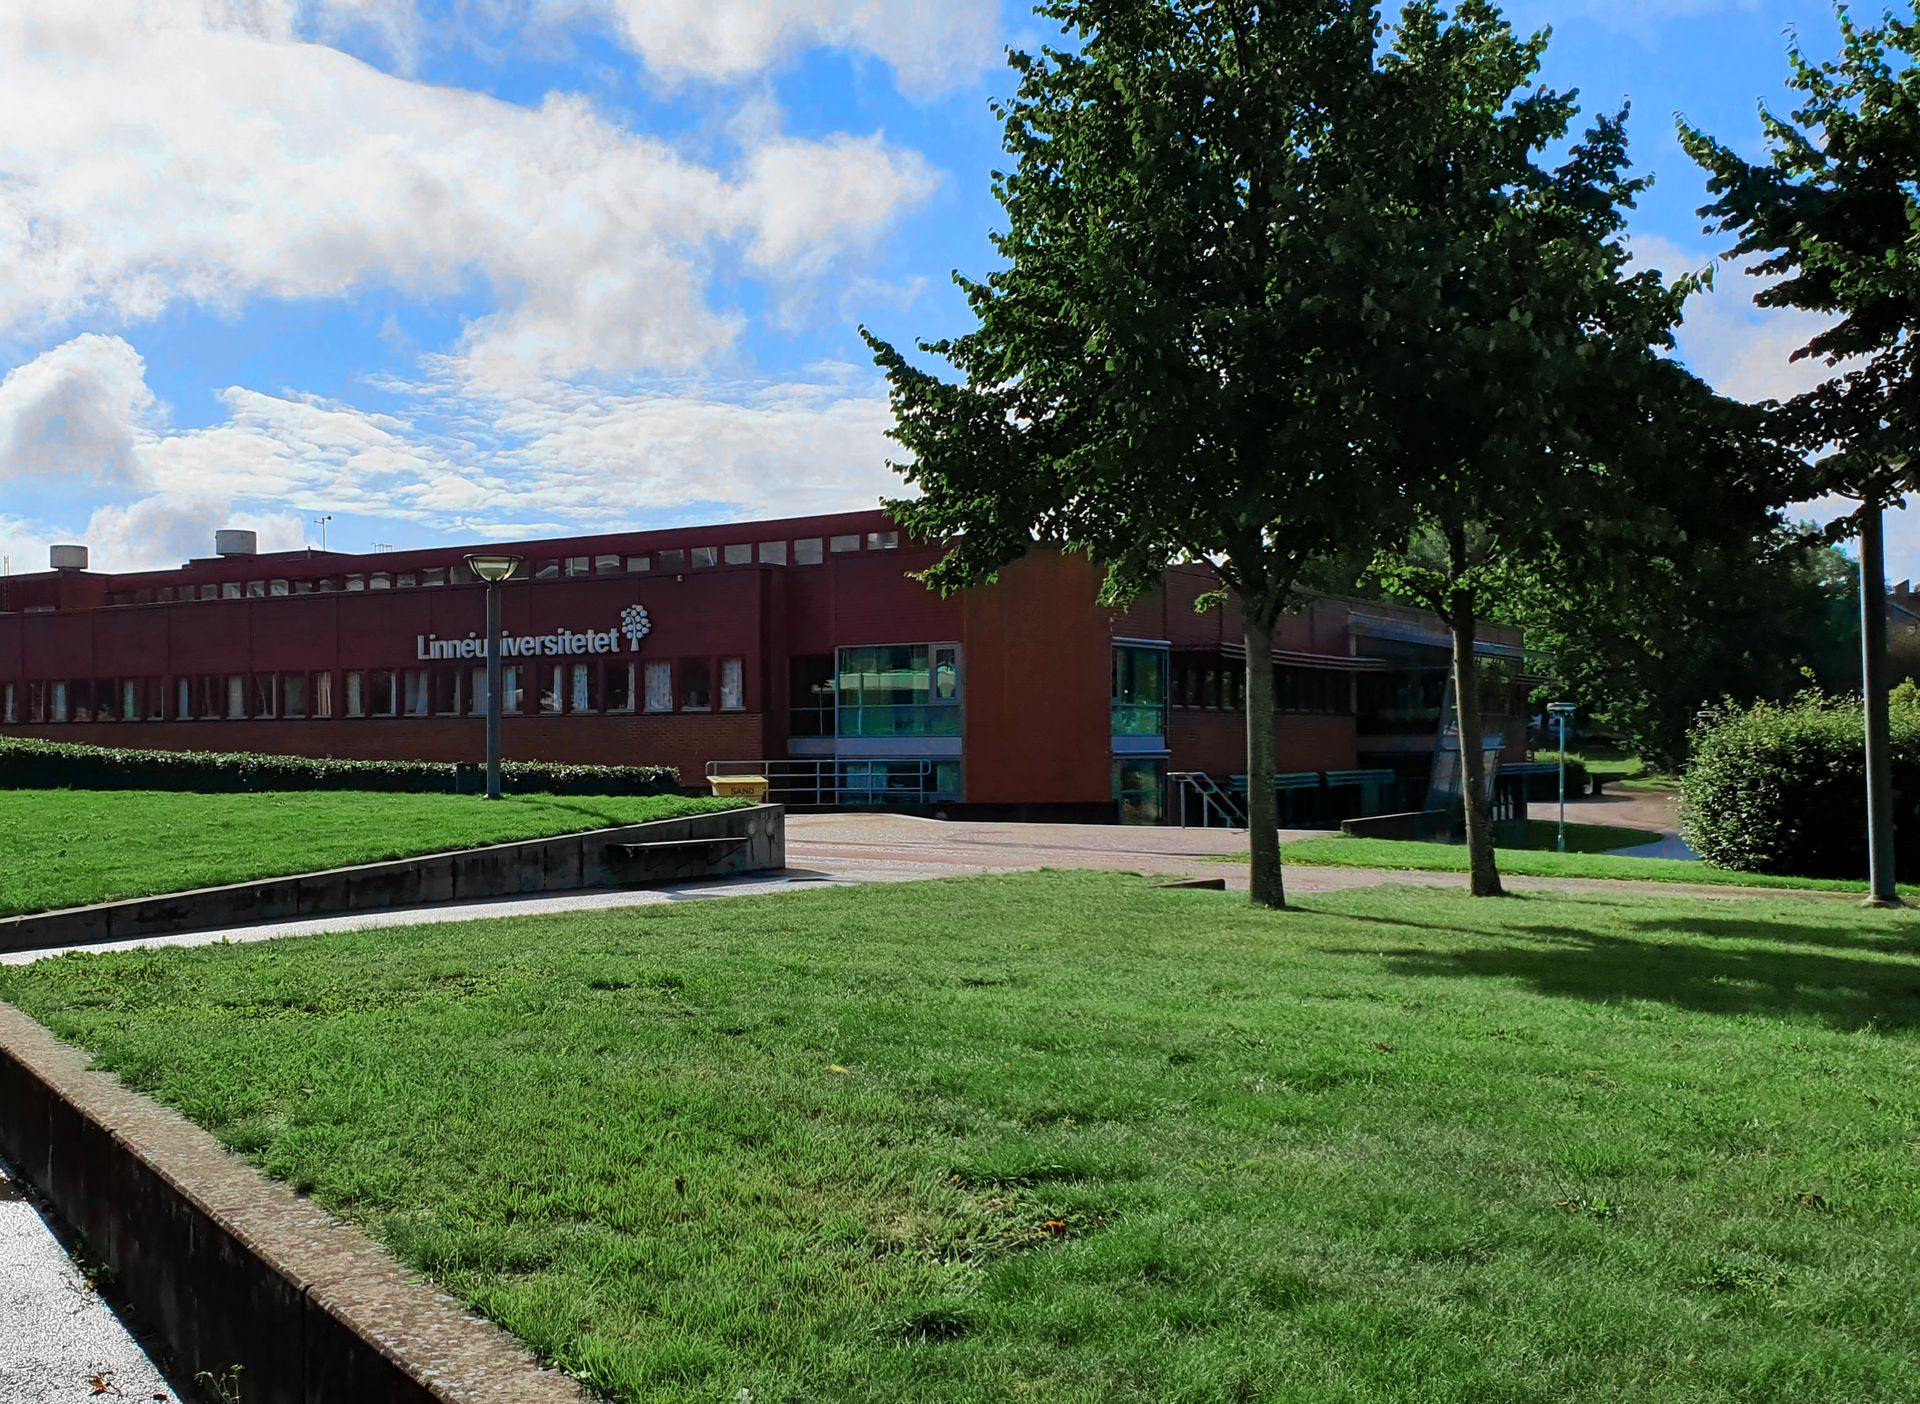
[1546, 702, 1576, 718]
[465, 553, 523, 583]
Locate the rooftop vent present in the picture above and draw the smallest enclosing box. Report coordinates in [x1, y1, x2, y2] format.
[49, 544, 89, 572]
[215, 528, 258, 557]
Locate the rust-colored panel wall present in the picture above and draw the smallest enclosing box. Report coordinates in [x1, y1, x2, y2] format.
[1168, 710, 1360, 777]
[962, 553, 1111, 807]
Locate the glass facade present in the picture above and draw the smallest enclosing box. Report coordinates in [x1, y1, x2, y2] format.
[1111, 645, 1168, 737]
[836, 644, 961, 738]
[1113, 757, 1167, 825]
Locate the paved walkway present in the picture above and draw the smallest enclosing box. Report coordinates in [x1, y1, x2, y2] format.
[0, 1159, 179, 1403]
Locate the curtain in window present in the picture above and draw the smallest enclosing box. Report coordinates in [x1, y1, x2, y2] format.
[645, 661, 673, 712]
[344, 671, 363, 718]
[570, 663, 591, 712]
[720, 657, 744, 711]
[227, 676, 247, 719]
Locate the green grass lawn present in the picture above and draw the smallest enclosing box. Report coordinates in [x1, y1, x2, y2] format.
[4, 872, 1917, 1402]
[1261, 833, 1917, 896]
[0, 791, 739, 916]
[1512, 819, 1657, 853]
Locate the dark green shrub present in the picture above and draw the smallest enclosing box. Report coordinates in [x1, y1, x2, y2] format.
[1526, 752, 1590, 798]
[0, 736, 679, 797]
[1680, 687, 1920, 879]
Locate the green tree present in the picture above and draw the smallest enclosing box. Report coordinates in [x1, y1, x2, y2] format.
[1680, 5, 1920, 904]
[864, 0, 1404, 908]
[1519, 526, 1857, 769]
[1359, 3, 1689, 896]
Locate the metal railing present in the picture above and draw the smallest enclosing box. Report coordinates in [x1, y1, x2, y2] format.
[1170, 771, 1248, 829]
[707, 757, 954, 808]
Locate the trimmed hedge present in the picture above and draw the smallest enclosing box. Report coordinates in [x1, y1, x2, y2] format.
[1680, 687, 1920, 879]
[1526, 752, 1591, 798]
[0, 736, 681, 796]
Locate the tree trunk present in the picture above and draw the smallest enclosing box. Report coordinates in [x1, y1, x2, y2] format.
[1859, 500, 1901, 906]
[1244, 611, 1286, 909]
[1448, 595, 1504, 898]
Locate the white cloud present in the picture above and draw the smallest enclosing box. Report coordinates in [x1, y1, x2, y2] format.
[0, 335, 158, 487]
[0, 0, 938, 382]
[0, 333, 901, 571]
[1634, 234, 1838, 405]
[549, 0, 1000, 91]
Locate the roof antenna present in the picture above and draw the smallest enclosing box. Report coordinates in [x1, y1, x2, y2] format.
[313, 514, 333, 552]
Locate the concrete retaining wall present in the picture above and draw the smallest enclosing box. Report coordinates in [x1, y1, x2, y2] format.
[0, 1004, 580, 1404]
[0, 804, 784, 955]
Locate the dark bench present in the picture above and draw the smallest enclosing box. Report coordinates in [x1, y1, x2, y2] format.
[600, 835, 752, 884]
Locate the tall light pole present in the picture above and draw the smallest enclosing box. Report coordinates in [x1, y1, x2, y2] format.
[1548, 702, 1576, 854]
[465, 553, 523, 801]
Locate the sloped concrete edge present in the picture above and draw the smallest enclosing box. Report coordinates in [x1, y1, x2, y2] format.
[0, 1002, 584, 1404]
[0, 803, 785, 955]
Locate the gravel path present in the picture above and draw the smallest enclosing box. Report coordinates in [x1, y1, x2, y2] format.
[0, 1159, 180, 1404]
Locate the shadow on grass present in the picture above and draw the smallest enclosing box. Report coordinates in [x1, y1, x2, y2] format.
[1319, 910, 1920, 1033]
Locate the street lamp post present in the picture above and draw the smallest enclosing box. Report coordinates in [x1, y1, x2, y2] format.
[1547, 702, 1576, 854]
[465, 554, 523, 801]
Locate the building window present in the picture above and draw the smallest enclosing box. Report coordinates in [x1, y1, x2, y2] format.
[720, 656, 744, 711]
[502, 665, 523, 715]
[450, 562, 476, 585]
[644, 661, 673, 713]
[29, 681, 47, 724]
[50, 681, 70, 723]
[626, 555, 650, 573]
[226, 675, 248, 720]
[115, 679, 135, 722]
[793, 538, 823, 565]
[691, 546, 718, 569]
[566, 556, 591, 577]
[680, 658, 712, 710]
[283, 673, 308, 719]
[534, 560, 559, 580]
[223, 581, 243, 599]
[867, 531, 899, 551]
[2, 683, 14, 724]
[247, 580, 266, 598]
[789, 655, 834, 737]
[836, 645, 961, 738]
[724, 544, 752, 565]
[294, 579, 316, 594]
[607, 663, 635, 713]
[200, 584, 219, 600]
[540, 665, 564, 714]
[658, 548, 686, 571]
[1112, 645, 1168, 738]
[395, 572, 416, 589]
[173, 678, 189, 720]
[144, 678, 164, 721]
[253, 675, 277, 719]
[372, 669, 399, 718]
[569, 663, 600, 713]
[596, 554, 620, 575]
[345, 671, 365, 718]
[433, 667, 461, 716]
[403, 668, 430, 717]
[830, 534, 860, 553]
[314, 671, 335, 719]
[157, 587, 175, 603]
[758, 540, 787, 565]
[270, 579, 289, 596]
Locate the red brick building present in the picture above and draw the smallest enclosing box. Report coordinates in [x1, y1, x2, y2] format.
[0, 509, 1526, 822]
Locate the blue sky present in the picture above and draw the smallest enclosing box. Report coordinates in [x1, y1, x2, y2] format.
[0, 0, 1893, 578]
